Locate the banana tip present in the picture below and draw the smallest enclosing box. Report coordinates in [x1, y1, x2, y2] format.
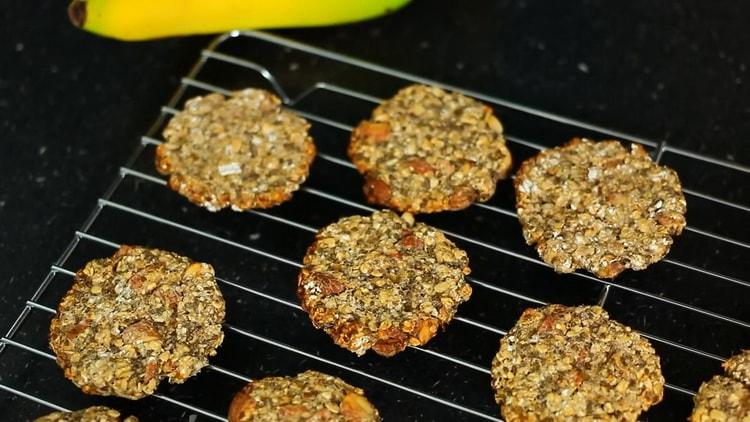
[68, 0, 86, 28]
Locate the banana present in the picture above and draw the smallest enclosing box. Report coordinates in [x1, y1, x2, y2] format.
[68, 0, 412, 41]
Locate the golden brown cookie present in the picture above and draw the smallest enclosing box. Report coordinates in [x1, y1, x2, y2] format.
[491, 305, 664, 421]
[348, 84, 512, 213]
[297, 210, 472, 356]
[228, 370, 380, 422]
[156, 88, 316, 211]
[691, 350, 750, 421]
[514, 138, 686, 278]
[35, 406, 138, 422]
[49, 246, 226, 399]
[691, 376, 750, 422]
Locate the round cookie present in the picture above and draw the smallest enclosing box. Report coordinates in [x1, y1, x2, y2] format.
[156, 88, 316, 211]
[491, 305, 664, 421]
[348, 84, 512, 213]
[514, 138, 686, 278]
[297, 210, 472, 356]
[690, 350, 750, 421]
[690, 376, 750, 422]
[35, 406, 137, 422]
[49, 245, 225, 399]
[228, 370, 380, 422]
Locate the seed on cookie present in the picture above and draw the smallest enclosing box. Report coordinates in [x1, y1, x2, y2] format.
[514, 138, 687, 278]
[156, 88, 316, 211]
[49, 245, 226, 399]
[297, 210, 472, 356]
[348, 84, 512, 213]
[690, 350, 750, 421]
[228, 370, 380, 422]
[35, 406, 138, 422]
[491, 305, 664, 421]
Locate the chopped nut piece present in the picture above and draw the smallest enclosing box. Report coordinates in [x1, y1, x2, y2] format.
[310, 272, 346, 296]
[228, 370, 380, 422]
[399, 230, 424, 249]
[121, 321, 161, 344]
[34, 406, 137, 422]
[447, 186, 478, 210]
[363, 175, 392, 204]
[491, 305, 664, 421]
[156, 89, 316, 211]
[341, 392, 379, 422]
[348, 84, 512, 213]
[49, 246, 225, 399]
[298, 210, 472, 356]
[514, 138, 687, 278]
[403, 158, 434, 174]
[353, 121, 391, 143]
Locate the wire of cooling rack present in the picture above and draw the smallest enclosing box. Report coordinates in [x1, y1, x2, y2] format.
[1, 30, 747, 420]
[169, 75, 750, 320]
[112, 166, 729, 365]
[22, 263, 501, 421]
[177, 71, 750, 255]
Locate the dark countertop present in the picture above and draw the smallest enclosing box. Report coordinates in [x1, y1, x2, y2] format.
[1, 0, 748, 419]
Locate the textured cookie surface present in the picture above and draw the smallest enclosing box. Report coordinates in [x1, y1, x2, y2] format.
[491, 305, 664, 421]
[228, 370, 380, 422]
[514, 138, 686, 278]
[35, 406, 138, 422]
[49, 246, 225, 399]
[156, 88, 316, 211]
[724, 350, 750, 387]
[691, 350, 750, 421]
[298, 210, 471, 356]
[348, 84, 512, 213]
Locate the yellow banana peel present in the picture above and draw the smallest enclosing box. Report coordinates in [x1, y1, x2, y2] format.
[69, 0, 412, 41]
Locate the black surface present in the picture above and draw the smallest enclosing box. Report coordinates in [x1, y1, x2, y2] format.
[1, 0, 749, 420]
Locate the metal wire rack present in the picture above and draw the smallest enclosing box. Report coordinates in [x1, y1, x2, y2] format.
[1, 31, 748, 421]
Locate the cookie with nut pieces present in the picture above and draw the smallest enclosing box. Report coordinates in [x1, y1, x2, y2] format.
[691, 350, 750, 421]
[297, 210, 472, 356]
[35, 406, 138, 422]
[228, 370, 380, 422]
[156, 88, 316, 211]
[491, 304, 664, 421]
[514, 138, 686, 278]
[49, 245, 225, 399]
[348, 84, 512, 213]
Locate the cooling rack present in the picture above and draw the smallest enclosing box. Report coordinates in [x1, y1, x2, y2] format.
[1, 31, 748, 421]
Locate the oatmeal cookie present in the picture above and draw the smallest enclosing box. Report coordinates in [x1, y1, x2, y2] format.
[228, 370, 380, 422]
[156, 88, 316, 211]
[35, 406, 137, 422]
[691, 376, 750, 422]
[49, 245, 225, 399]
[691, 350, 750, 421]
[348, 84, 512, 213]
[490, 305, 664, 421]
[297, 210, 472, 356]
[514, 138, 686, 278]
